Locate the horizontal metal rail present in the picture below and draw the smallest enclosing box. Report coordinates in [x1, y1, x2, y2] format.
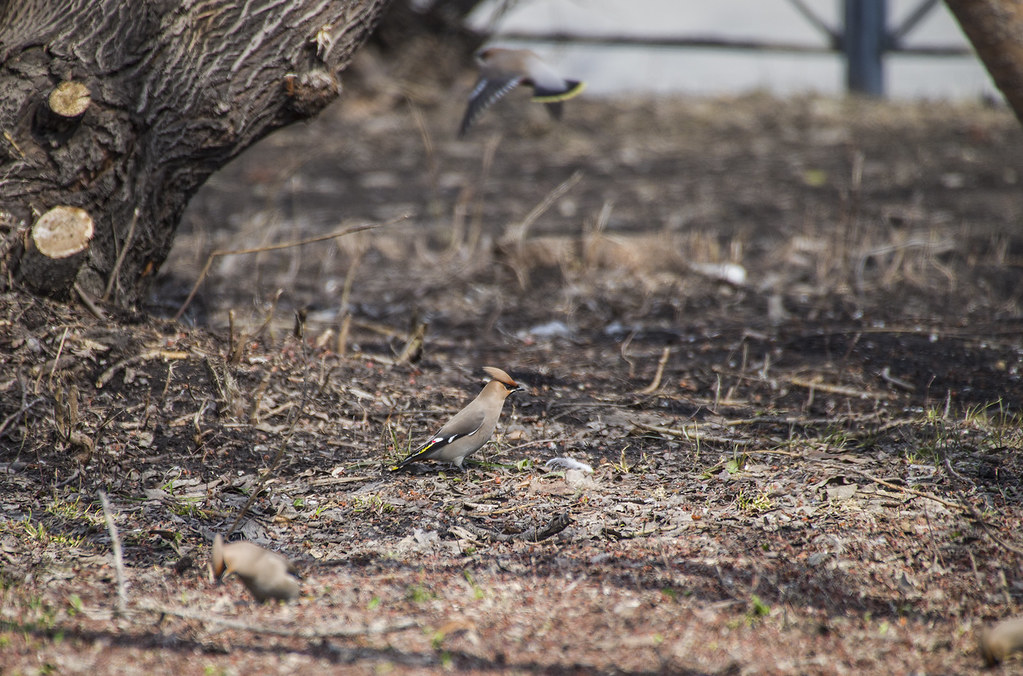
[494, 31, 973, 58]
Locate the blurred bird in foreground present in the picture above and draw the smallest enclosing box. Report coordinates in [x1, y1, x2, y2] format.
[980, 616, 1023, 666]
[211, 533, 301, 602]
[392, 366, 522, 470]
[459, 47, 586, 137]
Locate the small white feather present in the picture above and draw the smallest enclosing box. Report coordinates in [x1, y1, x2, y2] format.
[544, 457, 594, 473]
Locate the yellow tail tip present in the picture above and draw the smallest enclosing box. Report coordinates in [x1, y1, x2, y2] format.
[532, 81, 586, 103]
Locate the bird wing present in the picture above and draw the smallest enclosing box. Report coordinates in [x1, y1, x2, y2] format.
[396, 409, 487, 466]
[458, 73, 524, 137]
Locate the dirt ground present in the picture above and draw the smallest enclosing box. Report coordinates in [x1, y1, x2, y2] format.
[2, 79, 1023, 675]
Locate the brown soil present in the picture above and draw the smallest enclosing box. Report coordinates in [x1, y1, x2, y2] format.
[2, 88, 1023, 675]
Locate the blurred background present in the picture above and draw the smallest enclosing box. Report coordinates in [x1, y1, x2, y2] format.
[162, 0, 1019, 338]
[386, 0, 997, 100]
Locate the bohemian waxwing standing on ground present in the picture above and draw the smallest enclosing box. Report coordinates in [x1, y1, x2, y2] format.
[458, 47, 586, 137]
[393, 366, 523, 470]
[211, 533, 301, 602]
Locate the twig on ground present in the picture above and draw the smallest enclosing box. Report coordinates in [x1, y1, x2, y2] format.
[393, 319, 427, 365]
[723, 413, 917, 438]
[745, 448, 804, 458]
[943, 455, 968, 483]
[846, 469, 965, 512]
[98, 490, 128, 615]
[461, 511, 572, 543]
[336, 313, 352, 356]
[466, 134, 502, 253]
[628, 523, 679, 538]
[725, 413, 880, 427]
[500, 171, 583, 247]
[226, 339, 315, 538]
[462, 503, 536, 517]
[174, 218, 401, 321]
[635, 346, 671, 395]
[619, 329, 637, 378]
[632, 420, 756, 447]
[228, 310, 238, 363]
[879, 366, 915, 392]
[252, 289, 283, 343]
[96, 349, 189, 389]
[0, 397, 43, 439]
[303, 475, 378, 488]
[854, 237, 954, 293]
[966, 504, 1023, 556]
[339, 235, 369, 314]
[53, 468, 82, 489]
[48, 327, 70, 385]
[227, 428, 297, 538]
[724, 342, 748, 402]
[73, 283, 105, 319]
[103, 207, 138, 302]
[788, 376, 894, 400]
[406, 97, 437, 191]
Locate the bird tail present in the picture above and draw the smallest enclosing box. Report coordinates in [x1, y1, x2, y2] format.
[389, 440, 436, 471]
[531, 80, 585, 103]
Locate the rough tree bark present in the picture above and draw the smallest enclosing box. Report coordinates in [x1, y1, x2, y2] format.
[0, 0, 388, 307]
[945, 0, 1023, 125]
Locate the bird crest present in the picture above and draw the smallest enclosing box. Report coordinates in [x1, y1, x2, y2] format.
[482, 366, 518, 388]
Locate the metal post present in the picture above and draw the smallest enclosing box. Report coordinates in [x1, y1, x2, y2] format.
[844, 0, 887, 95]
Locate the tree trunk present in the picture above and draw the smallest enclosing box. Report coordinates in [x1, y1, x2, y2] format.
[945, 0, 1023, 124]
[0, 0, 388, 306]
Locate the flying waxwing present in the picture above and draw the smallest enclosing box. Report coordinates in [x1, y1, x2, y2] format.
[458, 48, 586, 137]
[211, 533, 301, 602]
[393, 366, 522, 470]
